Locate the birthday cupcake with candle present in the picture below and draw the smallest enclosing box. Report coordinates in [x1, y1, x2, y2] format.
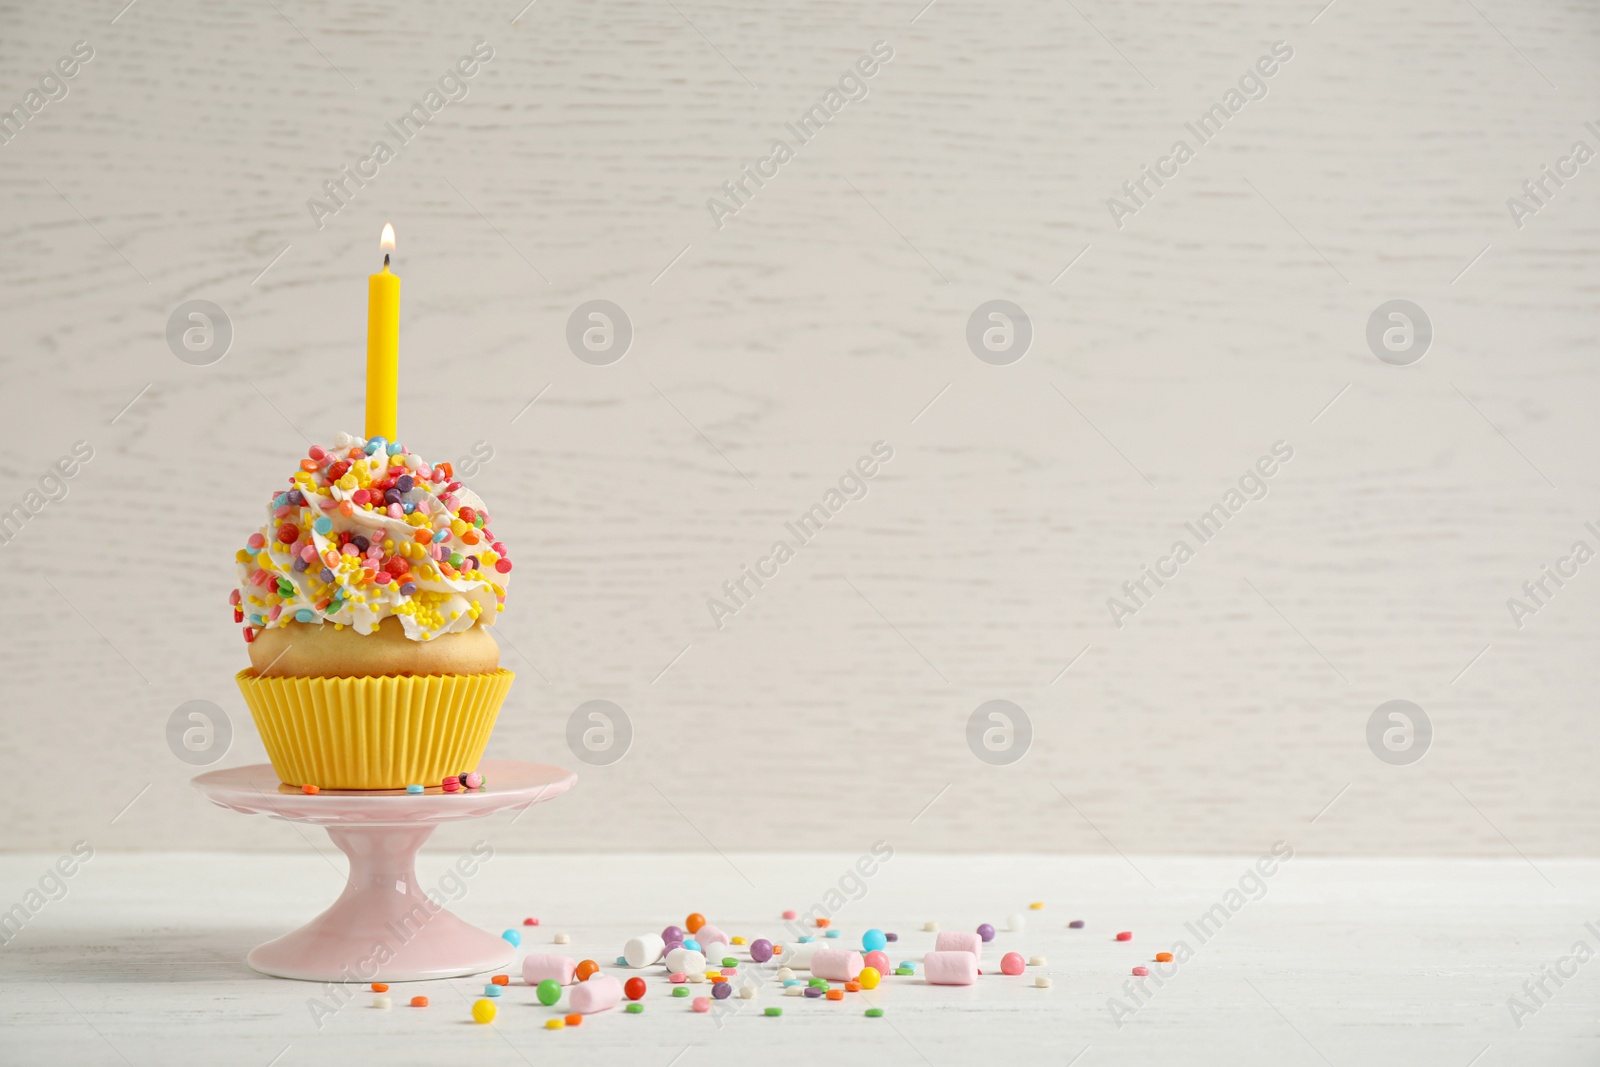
[231, 225, 515, 790]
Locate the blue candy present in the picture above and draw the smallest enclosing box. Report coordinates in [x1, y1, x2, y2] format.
[484, 984, 502, 997]
[386, 441, 404, 456]
[862, 929, 887, 953]
[798, 935, 813, 943]
[502, 929, 522, 947]
[365, 437, 386, 455]
[313, 516, 332, 535]
[405, 784, 423, 794]
[295, 609, 313, 623]
[683, 939, 701, 952]
[432, 529, 449, 542]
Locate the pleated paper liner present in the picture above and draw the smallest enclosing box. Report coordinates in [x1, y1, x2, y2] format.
[235, 669, 514, 790]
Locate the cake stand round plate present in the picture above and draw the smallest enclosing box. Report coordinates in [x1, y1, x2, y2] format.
[192, 759, 576, 982]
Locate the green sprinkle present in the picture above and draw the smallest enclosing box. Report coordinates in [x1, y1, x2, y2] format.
[809, 978, 828, 989]
[449, 552, 464, 566]
[764, 1007, 783, 1017]
[722, 957, 738, 968]
[625, 1003, 644, 1014]
[895, 967, 914, 976]
[672, 987, 690, 998]
[865, 1008, 884, 1018]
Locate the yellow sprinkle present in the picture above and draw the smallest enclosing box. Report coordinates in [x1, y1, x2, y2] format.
[545, 1019, 564, 1030]
[1029, 902, 1044, 910]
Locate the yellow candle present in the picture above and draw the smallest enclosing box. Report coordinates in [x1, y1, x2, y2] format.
[365, 223, 400, 442]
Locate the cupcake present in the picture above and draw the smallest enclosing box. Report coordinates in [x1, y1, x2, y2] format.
[231, 431, 514, 789]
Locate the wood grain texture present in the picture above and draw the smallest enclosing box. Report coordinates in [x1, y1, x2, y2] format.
[0, 1, 1597, 854]
[1, 852, 1596, 1064]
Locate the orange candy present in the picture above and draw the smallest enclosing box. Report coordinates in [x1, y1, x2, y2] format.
[815, 917, 830, 928]
[825, 989, 844, 1001]
[575, 959, 600, 982]
[409, 996, 428, 1008]
[844, 981, 861, 992]
[491, 974, 510, 986]
[564, 1013, 582, 1026]
[301, 784, 319, 795]
[371, 982, 389, 992]
[1155, 952, 1173, 963]
[685, 913, 707, 934]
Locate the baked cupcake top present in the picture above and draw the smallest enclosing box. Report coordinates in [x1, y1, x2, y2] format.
[231, 432, 511, 643]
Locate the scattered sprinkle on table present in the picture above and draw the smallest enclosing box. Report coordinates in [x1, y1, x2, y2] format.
[1156, 952, 1173, 963]
[1116, 931, 1132, 941]
[409, 996, 428, 1008]
[405, 784, 423, 794]
[372, 995, 390, 1009]
[545, 1018, 564, 1030]
[626, 1003, 644, 1014]
[865, 1008, 884, 1017]
[371, 982, 388, 992]
[554, 933, 570, 944]
[1069, 920, 1085, 929]
[765, 1007, 783, 1016]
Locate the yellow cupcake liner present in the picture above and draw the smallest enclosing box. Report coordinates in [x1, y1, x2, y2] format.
[235, 669, 514, 790]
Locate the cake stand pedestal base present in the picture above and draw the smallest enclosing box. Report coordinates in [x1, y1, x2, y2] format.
[192, 759, 576, 983]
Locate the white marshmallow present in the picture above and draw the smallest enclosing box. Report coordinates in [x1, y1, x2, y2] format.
[623, 933, 666, 968]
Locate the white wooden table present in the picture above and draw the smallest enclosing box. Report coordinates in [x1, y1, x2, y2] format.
[1, 852, 1594, 1065]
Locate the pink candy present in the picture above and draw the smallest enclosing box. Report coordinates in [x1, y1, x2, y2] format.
[1132, 966, 1149, 976]
[934, 931, 983, 961]
[570, 974, 622, 1014]
[810, 949, 863, 982]
[782, 910, 798, 920]
[863, 950, 891, 975]
[521, 954, 577, 986]
[1000, 952, 1025, 975]
[923, 951, 978, 986]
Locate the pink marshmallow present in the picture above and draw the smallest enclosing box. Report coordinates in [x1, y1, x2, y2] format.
[570, 974, 622, 1014]
[935, 930, 983, 961]
[521, 954, 578, 986]
[810, 949, 864, 982]
[923, 950, 979, 986]
[695, 925, 730, 950]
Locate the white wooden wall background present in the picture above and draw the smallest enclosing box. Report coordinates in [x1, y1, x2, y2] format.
[0, 0, 1596, 856]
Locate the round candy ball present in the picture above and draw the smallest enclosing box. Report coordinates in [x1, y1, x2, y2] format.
[536, 979, 562, 1006]
[662, 925, 684, 943]
[712, 982, 731, 1000]
[858, 966, 881, 990]
[862, 929, 887, 953]
[685, 913, 707, 934]
[749, 938, 773, 963]
[864, 949, 891, 975]
[625, 977, 647, 1001]
[471, 998, 496, 1024]
[575, 959, 600, 982]
[1000, 952, 1025, 976]
[463, 771, 484, 789]
[502, 929, 522, 947]
[976, 923, 996, 942]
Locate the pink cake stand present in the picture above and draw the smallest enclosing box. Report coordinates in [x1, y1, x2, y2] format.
[192, 759, 576, 983]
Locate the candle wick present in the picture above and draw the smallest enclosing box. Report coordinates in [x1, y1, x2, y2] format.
[383, 253, 390, 268]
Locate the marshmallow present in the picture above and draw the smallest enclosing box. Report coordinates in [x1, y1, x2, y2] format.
[624, 934, 666, 968]
[521, 954, 577, 986]
[665, 947, 706, 975]
[702, 941, 731, 964]
[811, 949, 864, 982]
[696, 925, 730, 951]
[923, 951, 979, 986]
[934, 931, 983, 961]
[570, 974, 622, 1014]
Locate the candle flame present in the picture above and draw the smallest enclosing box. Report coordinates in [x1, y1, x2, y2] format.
[380, 223, 396, 253]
